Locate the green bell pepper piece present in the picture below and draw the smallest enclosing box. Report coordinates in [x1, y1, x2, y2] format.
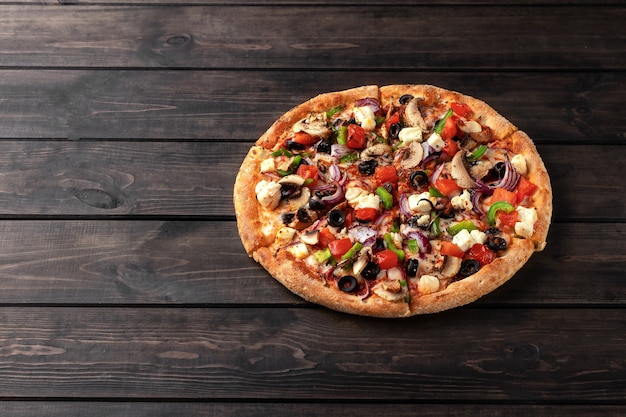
[487, 201, 515, 226]
[384, 233, 405, 261]
[447, 220, 478, 236]
[375, 186, 394, 210]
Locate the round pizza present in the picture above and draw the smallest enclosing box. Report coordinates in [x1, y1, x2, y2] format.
[234, 84, 552, 317]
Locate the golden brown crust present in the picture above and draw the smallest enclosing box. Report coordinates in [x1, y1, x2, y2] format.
[508, 130, 553, 250]
[256, 85, 379, 150]
[235, 84, 552, 318]
[233, 146, 274, 254]
[254, 247, 411, 317]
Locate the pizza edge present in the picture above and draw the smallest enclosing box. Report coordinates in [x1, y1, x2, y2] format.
[234, 84, 553, 317]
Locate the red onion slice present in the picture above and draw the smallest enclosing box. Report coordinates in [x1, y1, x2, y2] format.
[348, 225, 377, 243]
[355, 97, 384, 116]
[405, 230, 432, 254]
[398, 194, 413, 218]
[320, 185, 345, 205]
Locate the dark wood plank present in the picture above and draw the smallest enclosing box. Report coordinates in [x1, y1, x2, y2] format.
[0, 70, 622, 143]
[0, 140, 621, 221]
[0, 402, 623, 417]
[0, 220, 621, 305]
[0, 306, 623, 401]
[0, 6, 623, 69]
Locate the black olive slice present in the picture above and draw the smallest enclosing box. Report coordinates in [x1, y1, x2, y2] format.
[389, 122, 402, 139]
[316, 140, 332, 154]
[358, 159, 378, 176]
[410, 170, 429, 188]
[405, 258, 419, 277]
[399, 94, 414, 105]
[361, 262, 380, 280]
[308, 197, 326, 211]
[459, 259, 481, 277]
[486, 236, 507, 251]
[485, 227, 501, 235]
[296, 207, 312, 223]
[285, 139, 307, 151]
[327, 209, 346, 228]
[280, 183, 302, 200]
[281, 212, 295, 224]
[338, 276, 358, 293]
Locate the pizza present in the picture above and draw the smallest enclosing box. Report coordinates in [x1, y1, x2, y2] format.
[234, 84, 552, 317]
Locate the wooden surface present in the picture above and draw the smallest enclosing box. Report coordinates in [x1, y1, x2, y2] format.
[0, 1, 624, 416]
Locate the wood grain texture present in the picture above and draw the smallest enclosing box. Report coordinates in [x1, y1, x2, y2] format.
[0, 1, 622, 412]
[0, 6, 623, 69]
[0, 141, 620, 220]
[0, 402, 624, 417]
[0, 221, 621, 305]
[0, 70, 622, 143]
[0, 307, 623, 401]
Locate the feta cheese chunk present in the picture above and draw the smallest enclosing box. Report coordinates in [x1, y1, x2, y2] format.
[345, 187, 381, 210]
[452, 228, 474, 252]
[470, 229, 487, 245]
[418, 274, 440, 294]
[515, 206, 538, 238]
[398, 127, 424, 144]
[408, 192, 436, 213]
[288, 242, 309, 259]
[260, 157, 276, 173]
[511, 154, 528, 175]
[275, 227, 297, 245]
[255, 179, 282, 210]
[353, 106, 377, 131]
[427, 132, 446, 151]
[451, 189, 473, 212]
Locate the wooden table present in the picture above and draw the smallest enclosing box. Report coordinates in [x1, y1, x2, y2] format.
[0, 1, 624, 415]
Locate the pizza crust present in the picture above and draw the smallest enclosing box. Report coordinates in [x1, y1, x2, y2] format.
[234, 84, 553, 317]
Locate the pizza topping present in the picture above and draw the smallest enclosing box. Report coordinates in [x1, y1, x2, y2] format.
[243, 86, 549, 311]
[459, 259, 481, 277]
[404, 97, 428, 130]
[293, 114, 332, 139]
[450, 151, 476, 189]
[255, 180, 282, 209]
[417, 274, 440, 294]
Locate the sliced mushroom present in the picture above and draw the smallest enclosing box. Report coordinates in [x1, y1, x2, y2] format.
[458, 119, 482, 134]
[469, 125, 492, 143]
[300, 229, 320, 245]
[285, 187, 311, 211]
[398, 141, 424, 169]
[439, 256, 462, 279]
[293, 114, 332, 139]
[360, 143, 393, 161]
[373, 282, 406, 302]
[278, 174, 306, 186]
[404, 98, 427, 130]
[450, 151, 476, 189]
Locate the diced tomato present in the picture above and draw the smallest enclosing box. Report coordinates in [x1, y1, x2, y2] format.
[374, 165, 398, 186]
[498, 210, 518, 228]
[296, 164, 319, 187]
[375, 249, 399, 270]
[491, 187, 518, 205]
[441, 138, 460, 157]
[517, 176, 538, 197]
[328, 238, 353, 259]
[346, 124, 367, 149]
[467, 243, 495, 266]
[354, 207, 379, 222]
[450, 102, 472, 118]
[440, 241, 465, 258]
[440, 115, 458, 142]
[385, 112, 401, 131]
[292, 131, 317, 146]
[317, 227, 336, 248]
[434, 178, 461, 196]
